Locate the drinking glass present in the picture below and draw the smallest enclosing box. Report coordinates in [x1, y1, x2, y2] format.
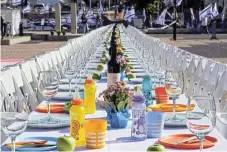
[1, 96, 30, 152]
[186, 95, 216, 151]
[38, 71, 60, 122]
[164, 70, 184, 122]
[63, 59, 74, 96]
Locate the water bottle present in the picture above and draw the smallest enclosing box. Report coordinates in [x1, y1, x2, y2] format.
[142, 74, 153, 106]
[131, 89, 147, 140]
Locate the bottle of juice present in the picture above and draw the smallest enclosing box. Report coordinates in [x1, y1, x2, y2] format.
[70, 97, 86, 147]
[84, 76, 96, 114]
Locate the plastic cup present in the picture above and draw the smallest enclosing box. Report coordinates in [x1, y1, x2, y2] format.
[146, 111, 165, 138]
[155, 87, 169, 104]
[84, 119, 107, 149]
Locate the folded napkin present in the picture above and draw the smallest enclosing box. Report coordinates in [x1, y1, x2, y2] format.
[36, 104, 65, 113]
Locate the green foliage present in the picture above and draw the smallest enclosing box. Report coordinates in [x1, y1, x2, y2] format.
[125, 0, 161, 14]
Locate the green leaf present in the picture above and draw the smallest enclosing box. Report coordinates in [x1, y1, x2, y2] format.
[108, 102, 116, 111]
[117, 101, 126, 112]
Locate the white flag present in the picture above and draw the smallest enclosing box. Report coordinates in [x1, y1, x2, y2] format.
[222, 6, 226, 21]
[86, 9, 94, 19]
[40, 5, 49, 14]
[176, 0, 183, 6]
[156, 9, 167, 25]
[12, 0, 21, 6]
[22, 4, 31, 14]
[124, 6, 135, 23]
[66, 14, 71, 24]
[190, 8, 195, 21]
[142, 8, 146, 21]
[211, 3, 219, 19]
[98, 4, 104, 16]
[199, 4, 212, 21]
[78, 8, 83, 18]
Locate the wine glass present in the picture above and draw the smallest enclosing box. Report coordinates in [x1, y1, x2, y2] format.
[186, 95, 216, 151]
[63, 60, 74, 96]
[38, 71, 60, 122]
[1, 96, 29, 152]
[164, 70, 184, 122]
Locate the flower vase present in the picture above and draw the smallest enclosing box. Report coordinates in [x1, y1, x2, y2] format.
[105, 106, 130, 129]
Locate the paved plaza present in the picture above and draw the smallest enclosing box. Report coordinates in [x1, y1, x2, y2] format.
[1, 34, 227, 65]
[151, 34, 227, 64]
[1, 40, 64, 60]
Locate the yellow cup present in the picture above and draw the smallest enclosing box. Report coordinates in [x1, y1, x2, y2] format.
[84, 119, 107, 149]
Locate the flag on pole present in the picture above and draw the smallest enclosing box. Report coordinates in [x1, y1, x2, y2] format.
[40, 4, 49, 14]
[98, 4, 104, 16]
[22, 4, 31, 14]
[176, 0, 183, 6]
[142, 8, 146, 21]
[211, 3, 219, 19]
[78, 8, 83, 18]
[124, 6, 135, 23]
[199, 4, 212, 21]
[66, 14, 71, 24]
[86, 9, 94, 19]
[12, 0, 21, 6]
[222, 6, 226, 21]
[190, 8, 195, 21]
[156, 9, 167, 25]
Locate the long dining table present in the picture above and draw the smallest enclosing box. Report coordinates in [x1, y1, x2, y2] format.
[1, 32, 227, 152]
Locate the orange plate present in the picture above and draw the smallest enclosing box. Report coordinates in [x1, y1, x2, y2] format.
[148, 104, 195, 112]
[158, 134, 217, 149]
[36, 104, 65, 113]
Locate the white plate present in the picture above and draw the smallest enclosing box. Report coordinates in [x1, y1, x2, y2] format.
[164, 113, 187, 127]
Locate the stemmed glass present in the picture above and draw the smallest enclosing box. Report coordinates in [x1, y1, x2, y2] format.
[63, 60, 74, 96]
[186, 95, 216, 151]
[38, 71, 60, 122]
[1, 96, 30, 152]
[164, 70, 184, 122]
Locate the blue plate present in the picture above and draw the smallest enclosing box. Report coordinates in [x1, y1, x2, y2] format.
[2, 137, 57, 151]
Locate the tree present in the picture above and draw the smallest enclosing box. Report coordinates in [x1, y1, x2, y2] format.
[123, 0, 161, 13]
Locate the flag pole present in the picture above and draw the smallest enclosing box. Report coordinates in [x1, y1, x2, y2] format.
[171, 0, 177, 41]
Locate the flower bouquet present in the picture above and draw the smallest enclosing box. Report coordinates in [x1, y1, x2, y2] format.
[117, 56, 128, 81]
[99, 82, 131, 128]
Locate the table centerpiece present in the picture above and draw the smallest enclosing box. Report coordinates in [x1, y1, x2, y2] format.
[99, 81, 131, 128]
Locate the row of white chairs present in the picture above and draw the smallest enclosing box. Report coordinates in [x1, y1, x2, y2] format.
[122, 25, 227, 139]
[0, 25, 111, 113]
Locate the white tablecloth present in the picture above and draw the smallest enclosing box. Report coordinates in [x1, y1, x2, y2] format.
[1, 35, 227, 152]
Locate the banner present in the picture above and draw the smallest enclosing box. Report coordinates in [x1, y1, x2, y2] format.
[12, 0, 21, 6]
[40, 5, 49, 14]
[22, 4, 31, 14]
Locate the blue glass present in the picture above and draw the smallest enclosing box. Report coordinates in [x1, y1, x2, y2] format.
[142, 74, 153, 106]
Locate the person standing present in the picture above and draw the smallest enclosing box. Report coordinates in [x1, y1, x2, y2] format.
[1, 16, 6, 39]
[81, 13, 88, 33]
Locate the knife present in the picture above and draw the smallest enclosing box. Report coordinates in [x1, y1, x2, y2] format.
[172, 136, 198, 145]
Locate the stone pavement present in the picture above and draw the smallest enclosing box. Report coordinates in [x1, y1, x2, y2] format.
[1, 40, 64, 60]
[151, 34, 227, 64]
